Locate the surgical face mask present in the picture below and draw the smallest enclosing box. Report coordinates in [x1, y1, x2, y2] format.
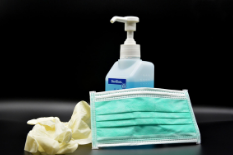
[89, 88, 201, 149]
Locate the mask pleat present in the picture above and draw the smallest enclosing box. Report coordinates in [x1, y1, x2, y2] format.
[95, 97, 189, 115]
[96, 124, 197, 142]
[96, 118, 192, 127]
[96, 111, 191, 121]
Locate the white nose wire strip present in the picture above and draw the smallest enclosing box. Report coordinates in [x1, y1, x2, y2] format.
[95, 91, 186, 99]
[96, 87, 184, 96]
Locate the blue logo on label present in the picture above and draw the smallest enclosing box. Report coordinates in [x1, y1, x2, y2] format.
[108, 78, 126, 89]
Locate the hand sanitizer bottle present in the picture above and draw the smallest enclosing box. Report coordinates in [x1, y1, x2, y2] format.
[106, 16, 154, 91]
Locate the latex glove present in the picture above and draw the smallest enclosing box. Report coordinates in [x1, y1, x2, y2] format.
[68, 100, 91, 143]
[24, 101, 91, 154]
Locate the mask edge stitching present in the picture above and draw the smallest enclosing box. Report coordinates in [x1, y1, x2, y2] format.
[96, 95, 186, 102]
[97, 137, 198, 144]
[96, 88, 185, 96]
[90, 91, 98, 149]
[184, 90, 201, 144]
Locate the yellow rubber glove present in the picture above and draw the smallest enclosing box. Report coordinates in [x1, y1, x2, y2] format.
[24, 101, 91, 154]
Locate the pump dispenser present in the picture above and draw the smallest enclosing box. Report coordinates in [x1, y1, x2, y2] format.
[110, 16, 140, 58]
[106, 16, 154, 91]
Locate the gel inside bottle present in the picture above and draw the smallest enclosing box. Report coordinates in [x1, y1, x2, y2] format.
[106, 16, 154, 91]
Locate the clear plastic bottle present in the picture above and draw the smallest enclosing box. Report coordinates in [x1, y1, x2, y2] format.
[105, 16, 154, 91]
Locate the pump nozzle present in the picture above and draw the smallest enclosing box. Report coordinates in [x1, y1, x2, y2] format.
[110, 16, 140, 59]
[110, 16, 139, 25]
[110, 16, 139, 45]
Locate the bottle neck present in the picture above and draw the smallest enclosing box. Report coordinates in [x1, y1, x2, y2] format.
[120, 57, 140, 59]
[120, 44, 140, 59]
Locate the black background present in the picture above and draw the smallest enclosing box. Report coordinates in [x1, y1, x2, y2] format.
[0, 0, 233, 106]
[0, 1, 233, 154]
